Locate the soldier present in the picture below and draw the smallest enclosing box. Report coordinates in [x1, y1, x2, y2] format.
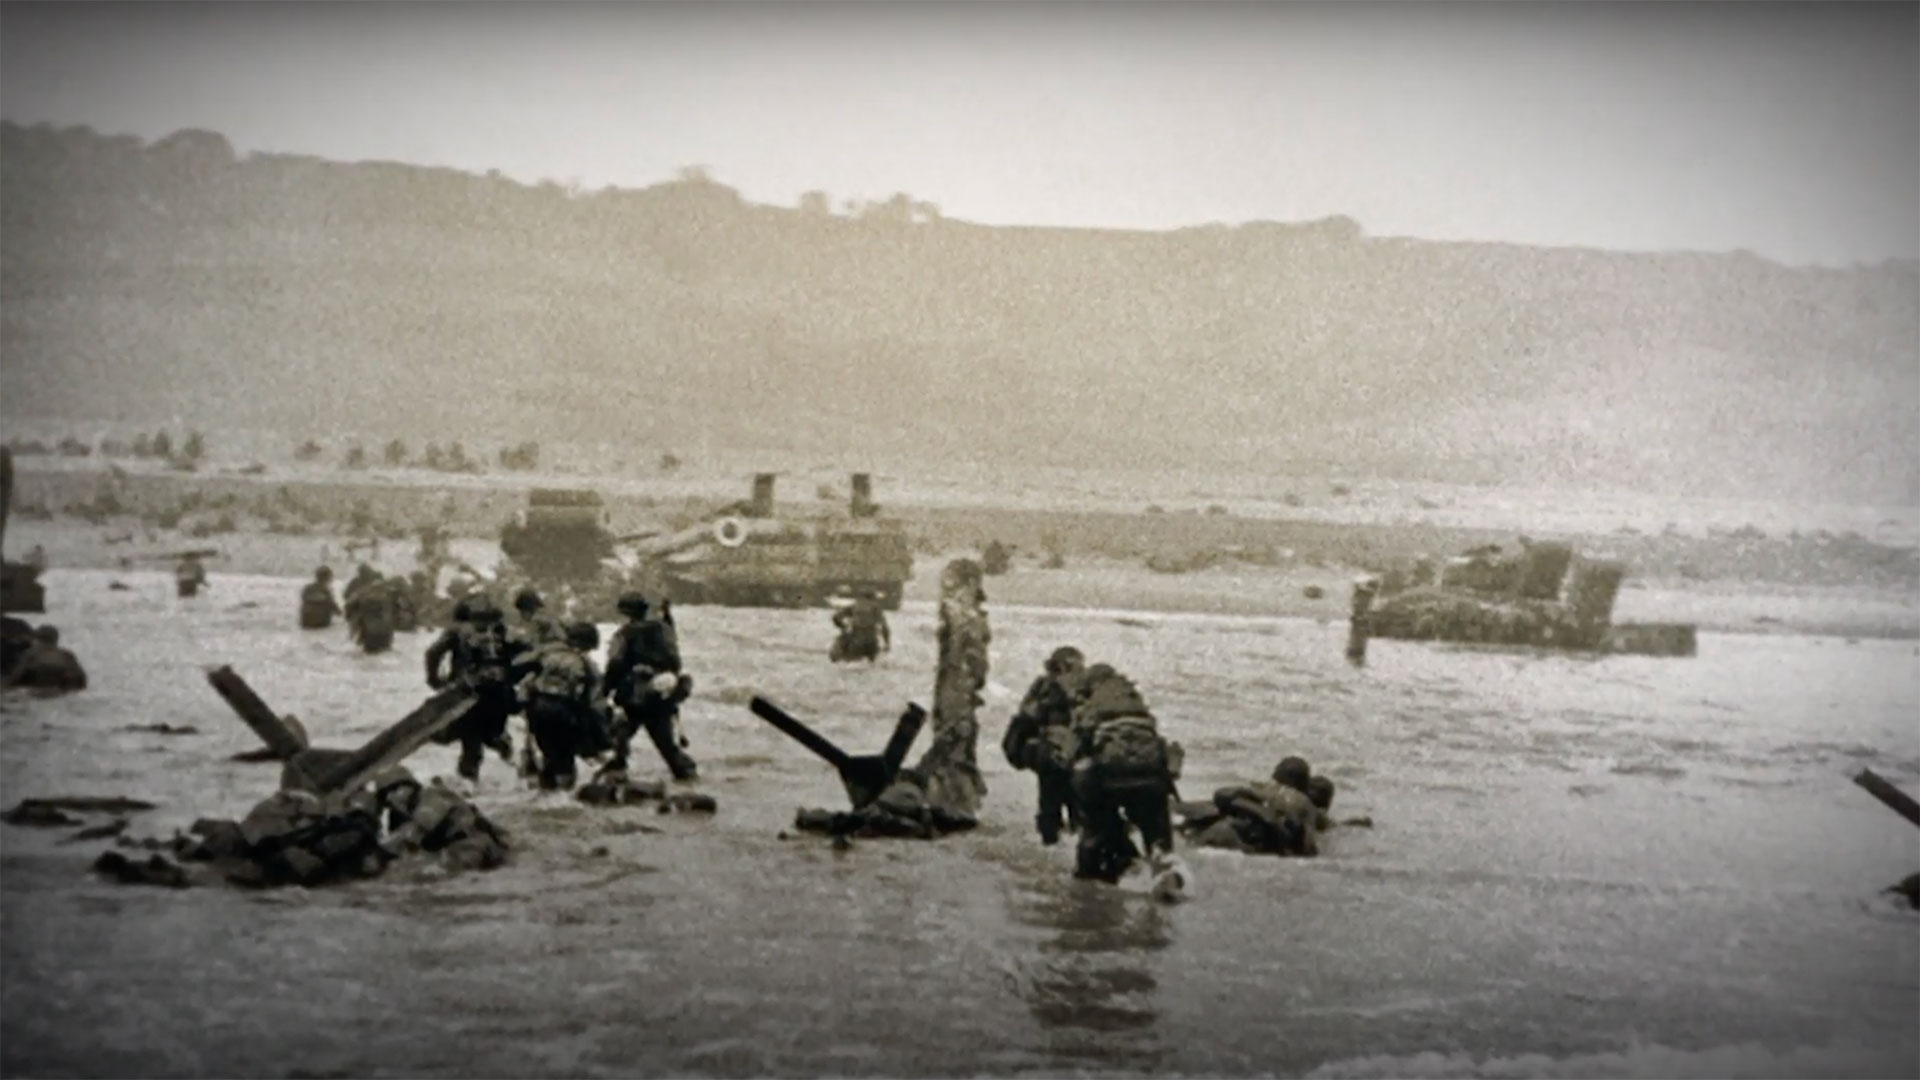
[343, 563, 381, 605]
[423, 597, 473, 688]
[389, 576, 419, 633]
[426, 595, 520, 783]
[1066, 663, 1176, 883]
[517, 621, 606, 790]
[344, 570, 396, 654]
[1001, 645, 1085, 845]
[603, 592, 696, 781]
[175, 554, 209, 599]
[2, 625, 87, 693]
[829, 591, 891, 663]
[1190, 757, 1322, 857]
[299, 566, 342, 630]
[511, 586, 566, 648]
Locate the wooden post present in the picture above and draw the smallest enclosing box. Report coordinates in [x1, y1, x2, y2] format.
[206, 666, 310, 759]
[914, 558, 990, 814]
[1346, 577, 1377, 667]
[1854, 768, 1920, 830]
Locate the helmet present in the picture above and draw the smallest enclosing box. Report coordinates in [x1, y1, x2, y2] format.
[1273, 756, 1312, 794]
[616, 592, 650, 618]
[566, 621, 600, 650]
[1307, 775, 1336, 812]
[33, 625, 59, 645]
[315, 566, 334, 582]
[451, 598, 473, 623]
[1045, 646, 1085, 678]
[465, 594, 502, 623]
[514, 587, 543, 614]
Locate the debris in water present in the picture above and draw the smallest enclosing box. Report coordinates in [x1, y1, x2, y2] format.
[61, 819, 130, 844]
[124, 723, 199, 735]
[93, 851, 190, 889]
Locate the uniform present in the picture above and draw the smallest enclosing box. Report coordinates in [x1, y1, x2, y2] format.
[1067, 665, 1174, 882]
[3, 627, 86, 693]
[175, 557, 208, 599]
[604, 595, 696, 780]
[1001, 647, 1085, 844]
[299, 574, 342, 630]
[830, 597, 890, 663]
[518, 626, 604, 790]
[345, 576, 396, 654]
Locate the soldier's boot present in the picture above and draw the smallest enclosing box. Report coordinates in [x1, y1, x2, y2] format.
[456, 741, 485, 783]
[1036, 812, 1061, 846]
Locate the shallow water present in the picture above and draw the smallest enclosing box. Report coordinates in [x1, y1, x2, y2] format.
[4, 569, 1917, 1078]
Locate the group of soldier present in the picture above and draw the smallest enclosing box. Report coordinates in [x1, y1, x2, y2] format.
[1002, 645, 1339, 883]
[299, 563, 438, 652]
[418, 587, 696, 791]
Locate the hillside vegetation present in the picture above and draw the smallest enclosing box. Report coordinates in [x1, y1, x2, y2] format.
[3, 122, 1914, 504]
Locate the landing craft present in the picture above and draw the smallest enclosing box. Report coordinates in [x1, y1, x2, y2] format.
[497, 473, 913, 616]
[1350, 539, 1696, 658]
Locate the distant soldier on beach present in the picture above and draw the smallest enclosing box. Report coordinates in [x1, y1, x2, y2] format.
[830, 591, 891, 663]
[299, 566, 342, 630]
[2, 625, 87, 694]
[343, 563, 381, 605]
[345, 570, 397, 654]
[1002, 645, 1085, 845]
[174, 554, 208, 599]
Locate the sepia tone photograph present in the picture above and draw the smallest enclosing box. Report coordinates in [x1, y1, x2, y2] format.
[0, 1, 1916, 1077]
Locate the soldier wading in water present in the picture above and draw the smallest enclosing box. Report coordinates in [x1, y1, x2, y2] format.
[604, 592, 697, 781]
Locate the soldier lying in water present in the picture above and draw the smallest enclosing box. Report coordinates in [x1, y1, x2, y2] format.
[1177, 756, 1337, 857]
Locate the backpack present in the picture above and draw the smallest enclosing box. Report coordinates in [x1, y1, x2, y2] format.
[1088, 714, 1168, 789]
[528, 645, 591, 703]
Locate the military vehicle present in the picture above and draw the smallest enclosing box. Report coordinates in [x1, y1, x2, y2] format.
[1354, 539, 1696, 657]
[496, 473, 913, 613]
[1, 447, 46, 614]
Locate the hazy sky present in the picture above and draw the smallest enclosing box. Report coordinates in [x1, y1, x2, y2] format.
[3, 1, 1915, 266]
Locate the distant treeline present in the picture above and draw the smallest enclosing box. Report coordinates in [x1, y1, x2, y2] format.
[2, 121, 1915, 505]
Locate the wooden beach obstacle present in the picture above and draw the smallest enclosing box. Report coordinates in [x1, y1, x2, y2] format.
[206, 666, 310, 760]
[207, 664, 477, 796]
[1852, 767, 1920, 909]
[749, 697, 926, 810]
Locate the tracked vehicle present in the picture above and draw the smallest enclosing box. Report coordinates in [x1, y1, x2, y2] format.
[497, 474, 913, 614]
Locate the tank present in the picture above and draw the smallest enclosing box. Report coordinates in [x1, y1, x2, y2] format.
[494, 474, 914, 617]
[630, 473, 913, 611]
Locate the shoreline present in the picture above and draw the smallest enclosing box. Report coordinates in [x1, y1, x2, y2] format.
[10, 517, 1916, 642]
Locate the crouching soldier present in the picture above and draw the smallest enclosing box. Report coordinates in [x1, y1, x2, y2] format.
[299, 566, 342, 630]
[1001, 645, 1085, 845]
[1067, 663, 1175, 883]
[517, 621, 606, 791]
[604, 592, 697, 781]
[2, 625, 88, 694]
